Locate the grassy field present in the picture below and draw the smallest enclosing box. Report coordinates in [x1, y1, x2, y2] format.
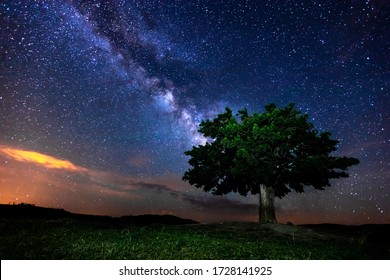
[1, 217, 387, 260]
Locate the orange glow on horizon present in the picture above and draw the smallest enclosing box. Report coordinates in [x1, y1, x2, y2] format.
[0, 146, 86, 172]
[0, 146, 387, 225]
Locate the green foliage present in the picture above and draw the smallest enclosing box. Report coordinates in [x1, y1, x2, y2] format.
[183, 103, 359, 198]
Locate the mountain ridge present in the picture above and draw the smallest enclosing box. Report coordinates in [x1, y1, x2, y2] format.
[0, 203, 197, 225]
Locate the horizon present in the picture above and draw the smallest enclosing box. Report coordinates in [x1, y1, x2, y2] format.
[2, 202, 389, 226]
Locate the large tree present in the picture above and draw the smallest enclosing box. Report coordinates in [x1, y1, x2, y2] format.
[183, 103, 359, 223]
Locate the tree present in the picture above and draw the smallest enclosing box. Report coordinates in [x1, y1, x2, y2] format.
[183, 103, 359, 223]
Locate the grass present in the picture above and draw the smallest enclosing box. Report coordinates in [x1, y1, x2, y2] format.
[0, 218, 376, 259]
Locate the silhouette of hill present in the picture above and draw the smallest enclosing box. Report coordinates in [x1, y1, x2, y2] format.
[0, 203, 197, 225]
[1, 204, 389, 259]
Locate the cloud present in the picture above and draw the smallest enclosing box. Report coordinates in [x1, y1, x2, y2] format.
[130, 181, 258, 217]
[132, 181, 172, 192]
[182, 194, 257, 214]
[132, 181, 183, 198]
[0, 145, 258, 222]
[0, 146, 86, 172]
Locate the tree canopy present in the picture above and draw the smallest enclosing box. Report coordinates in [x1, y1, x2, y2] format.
[183, 103, 359, 223]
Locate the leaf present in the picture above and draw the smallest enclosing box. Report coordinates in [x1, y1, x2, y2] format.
[183, 103, 360, 199]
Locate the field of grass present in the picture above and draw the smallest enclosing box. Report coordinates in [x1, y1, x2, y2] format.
[1, 217, 382, 260]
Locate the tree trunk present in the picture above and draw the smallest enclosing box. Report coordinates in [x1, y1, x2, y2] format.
[259, 184, 277, 224]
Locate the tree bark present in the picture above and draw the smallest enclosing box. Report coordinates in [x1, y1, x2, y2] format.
[259, 184, 277, 224]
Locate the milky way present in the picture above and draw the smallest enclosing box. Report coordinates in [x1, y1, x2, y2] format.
[0, 0, 389, 224]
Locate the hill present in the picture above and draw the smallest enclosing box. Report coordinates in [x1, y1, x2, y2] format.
[0, 204, 389, 259]
[0, 203, 197, 225]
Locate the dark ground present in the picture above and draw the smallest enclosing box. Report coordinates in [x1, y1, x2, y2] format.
[187, 221, 390, 259]
[0, 204, 389, 259]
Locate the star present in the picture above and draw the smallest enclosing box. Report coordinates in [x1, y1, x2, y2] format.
[0, 0, 389, 224]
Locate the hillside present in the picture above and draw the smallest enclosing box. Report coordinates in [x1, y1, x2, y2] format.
[0, 203, 197, 225]
[0, 204, 389, 259]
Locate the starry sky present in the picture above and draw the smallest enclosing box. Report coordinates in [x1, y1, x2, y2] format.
[1, 0, 389, 224]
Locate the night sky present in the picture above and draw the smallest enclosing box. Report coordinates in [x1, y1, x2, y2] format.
[1, 0, 389, 224]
